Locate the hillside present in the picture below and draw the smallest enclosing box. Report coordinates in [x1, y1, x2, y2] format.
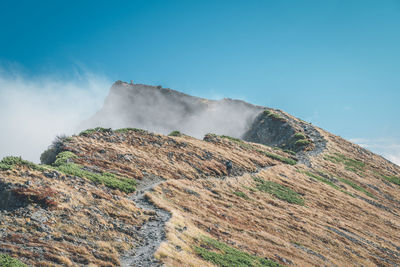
[1, 83, 400, 266]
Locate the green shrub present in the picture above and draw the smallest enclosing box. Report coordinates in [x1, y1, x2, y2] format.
[194, 236, 283, 267]
[293, 133, 306, 140]
[0, 163, 12, 171]
[233, 191, 249, 200]
[295, 139, 311, 147]
[253, 176, 304, 205]
[40, 135, 68, 165]
[263, 110, 272, 116]
[0, 254, 27, 267]
[168, 130, 182, 137]
[53, 151, 77, 167]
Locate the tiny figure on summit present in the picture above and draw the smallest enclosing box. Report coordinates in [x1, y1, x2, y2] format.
[130, 80, 134, 85]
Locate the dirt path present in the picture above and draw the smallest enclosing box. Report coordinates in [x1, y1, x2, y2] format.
[120, 174, 171, 267]
[119, 133, 314, 266]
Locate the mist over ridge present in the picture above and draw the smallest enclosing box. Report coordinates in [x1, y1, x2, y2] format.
[82, 81, 265, 139]
[0, 71, 110, 162]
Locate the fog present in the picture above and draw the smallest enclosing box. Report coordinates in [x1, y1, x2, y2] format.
[0, 71, 110, 163]
[83, 82, 263, 140]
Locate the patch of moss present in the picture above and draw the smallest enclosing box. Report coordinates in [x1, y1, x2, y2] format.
[253, 177, 304, 205]
[0, 254, 27, 267]
[168, 130, 182, 137]
[194, 236, 283, 267]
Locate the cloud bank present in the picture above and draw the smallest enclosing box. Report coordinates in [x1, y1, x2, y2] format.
[350, 138, 400, 166]
[0, 71, 110, 163]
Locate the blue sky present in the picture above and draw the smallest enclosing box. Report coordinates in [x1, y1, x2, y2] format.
[1, 0, 400, 164]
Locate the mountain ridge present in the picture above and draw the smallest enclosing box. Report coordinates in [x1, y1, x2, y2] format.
[0, 82, 400, 266]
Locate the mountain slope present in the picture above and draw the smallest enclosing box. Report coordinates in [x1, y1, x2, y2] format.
[1, 83, 400, 266]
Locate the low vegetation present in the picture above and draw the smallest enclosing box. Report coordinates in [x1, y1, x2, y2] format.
[194, 236, 283, 267]
[283, 149, 296, 155]
[253, 176, 305, 205]
[374, 172, 400, 186]
[293, 133, 306, 140]
[1, 151, 137, 194]
[233, 191, 249, 200]
[53, 152, 137, 193]
[338, 177, 375, 198]
[0, 254, 27, 267]
[263, 110, 286, 122]
[114, 127, 147, 134]
[0, 156, 45, 171]
[79, 127, 112, 136]
[217, 135, 297, 165]
[80, 127, 148, 136]
[257, 150, 297, 165]
[302, 171, 353, 197]
[295, 139, 311, 147]
[40, 135, 69, 165]
[324, 153, 365, 174]
[168, 130, 182, 137]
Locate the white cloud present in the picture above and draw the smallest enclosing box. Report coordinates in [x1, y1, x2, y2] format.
[0, 70, 111, 163]
[349, 138, 400, 166]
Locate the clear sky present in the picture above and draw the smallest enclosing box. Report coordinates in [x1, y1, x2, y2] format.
[1, 0, 399, 164]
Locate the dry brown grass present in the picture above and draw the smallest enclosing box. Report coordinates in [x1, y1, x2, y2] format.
[1, 128, 400, 266]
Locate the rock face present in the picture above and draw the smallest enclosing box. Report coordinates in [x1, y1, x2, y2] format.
[82, 81, 264, 139]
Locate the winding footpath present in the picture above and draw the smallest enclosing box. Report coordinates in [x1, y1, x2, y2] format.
[120, 175, 171, 267]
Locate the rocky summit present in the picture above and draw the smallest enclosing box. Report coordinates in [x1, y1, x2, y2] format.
[1, 82, 400, 267]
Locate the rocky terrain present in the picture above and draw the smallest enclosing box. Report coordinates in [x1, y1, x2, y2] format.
[1, 82, 400, 266]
